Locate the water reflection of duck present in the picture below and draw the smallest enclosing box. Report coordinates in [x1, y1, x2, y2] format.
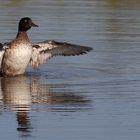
[0, 75, 91, 138]
[1, 75, 90, 110]
[16, 111, 32, 138]
[1, 75, 31, 111]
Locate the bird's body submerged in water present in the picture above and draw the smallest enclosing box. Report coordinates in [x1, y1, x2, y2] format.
[0, 17, 93, 76]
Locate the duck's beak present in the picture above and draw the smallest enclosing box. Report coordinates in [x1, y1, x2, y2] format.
[31, 22, 38, 27]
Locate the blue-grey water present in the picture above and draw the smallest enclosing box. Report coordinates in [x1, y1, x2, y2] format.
[0, 0, 140, 140]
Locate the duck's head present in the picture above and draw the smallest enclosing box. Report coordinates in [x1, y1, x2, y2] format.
[18, 17, 38, 32]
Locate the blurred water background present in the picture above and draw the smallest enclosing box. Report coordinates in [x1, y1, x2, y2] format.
[0, 0, 140, 140]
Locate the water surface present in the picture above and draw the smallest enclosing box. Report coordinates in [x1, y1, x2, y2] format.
[0, 0, 140, 140]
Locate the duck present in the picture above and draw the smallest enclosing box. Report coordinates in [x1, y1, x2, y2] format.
[0, 17, 93, 76]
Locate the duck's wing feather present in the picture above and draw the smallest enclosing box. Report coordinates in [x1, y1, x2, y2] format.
[0, 43, 9, 67]
[30, 40, 93, 68]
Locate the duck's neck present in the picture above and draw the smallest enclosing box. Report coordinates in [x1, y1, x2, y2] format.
[16, 31, 30, 42]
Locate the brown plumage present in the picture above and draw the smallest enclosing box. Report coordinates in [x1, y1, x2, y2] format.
[0, 17, 93, 75]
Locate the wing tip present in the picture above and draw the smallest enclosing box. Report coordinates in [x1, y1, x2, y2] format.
[85, 46, 93, 52]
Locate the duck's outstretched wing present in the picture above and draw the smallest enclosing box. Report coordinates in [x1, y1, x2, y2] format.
[30, 40, 93, 68]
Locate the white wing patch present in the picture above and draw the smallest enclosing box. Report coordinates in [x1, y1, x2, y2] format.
[30, 46, 52, 68]
[0, 43, 8, 68]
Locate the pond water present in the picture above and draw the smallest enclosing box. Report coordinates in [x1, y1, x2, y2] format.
[0, 0, 140, 140]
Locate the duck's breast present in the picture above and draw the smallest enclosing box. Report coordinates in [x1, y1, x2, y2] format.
[2, 43, 32, 75]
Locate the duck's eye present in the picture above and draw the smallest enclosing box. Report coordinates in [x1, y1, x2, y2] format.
[24, 19, 28, 23]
